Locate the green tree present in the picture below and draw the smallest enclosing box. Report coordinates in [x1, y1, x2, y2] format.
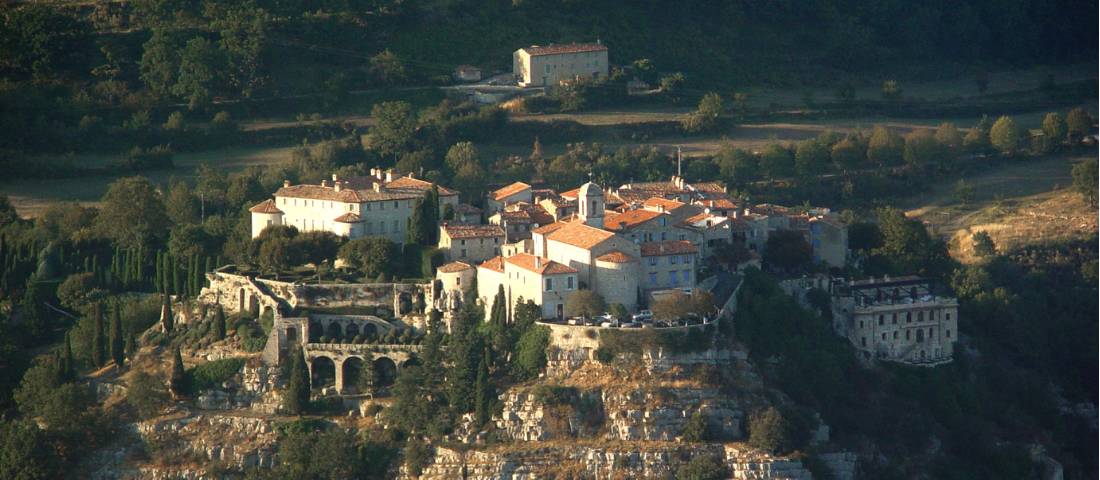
[92, 303, 106, 368]
[369, 49, 408, 86]
[161, 294, 174, 333]
[564, 289, 605, 318]
[338, 237, 397, 278]
[110, 303, 124, 367]
[794, 140, 830, 177]
[881, 80, 901, 100]
[19, 281, 52, 342]
[0, 421, 61, 480]
[682, 411, 713, 442]
[903, 129, 945, 171]
[747, 406, 798, 454]
[682, 92, 723, 133]
[867, 125, 903, 166]
[169, 346, 187, 398]
[95, 176, 169, 250]
[0, 5, 91, 78]
[1040, 112, 1067, 151]
[173, 36, 223, 110]
[444, 141, 480, 174]
[513, 324, 549, 380]
[1065, 107, 1092, 140]
[284, 347, 310, 415]
[357, 351, 377, 396]
[213, 304, 227, 340]
[830, 137, 864, 173]
[716, 146, 758, 184]
[971, 231, 996, 257]
[676, 453, 728, 480]
[989, 116, 1020, 154]
[872, 207, 953, 278]
[759, 144, 794, 179]
[407, 186, 440, 246]
[934, 122, 963, 150]
[473, 348, 492, 427]
[369, 101, 417, 157]
[165, 181, 199, 225]
[764, 229, 812, 271]
[1071, 159, 1098, 205]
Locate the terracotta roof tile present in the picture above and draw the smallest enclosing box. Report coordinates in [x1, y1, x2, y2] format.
[442, 224, 505, 239]
[604, 209, 666, 231]
[492, 181, 532, 201]
[249, 199, 283, 214]
[275, 174, 456, 203]
[333, 212, 361, 223]
[522, 43, 608, 56]
[595, 250, 635, 263]
[438, 261, 473, 273]
[545, 222, 615, 249]
[640, 240, 698, 257]
[478, 256, 505, 273]
[505, 253, 577, 275]
[643, 197, 686, 211]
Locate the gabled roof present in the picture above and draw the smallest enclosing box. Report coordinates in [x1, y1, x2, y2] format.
[276, 173, 457, 203]
[520, 43, 608, 56]
[505, 253, 577, 275]
[333, 212, 362, 223]
[249, 199, 283, 214]
[603, 209, 666, 232]
[438, 261, 473, 273]
[442, 224, 505, 239]
[640, 240, 698, 257]
[643, 197, 686, 212]
[545, 222, 616, 250]
[492, 181, 532, 201]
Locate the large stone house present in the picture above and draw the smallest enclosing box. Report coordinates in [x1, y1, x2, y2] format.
[438, 223, 505, 263]
[250, 168, 458, 243]
[513, 42, 609, 87]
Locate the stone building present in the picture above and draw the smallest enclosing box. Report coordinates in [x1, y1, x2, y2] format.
[640, 240, 698, 294]
[476, 253, 579, 320]
[829, 275, 958, 366]
[513, 42, 609, 87]
[249, 168, 458, 243]
[438, 223, 505, 263]
[487, 181, 533, 214]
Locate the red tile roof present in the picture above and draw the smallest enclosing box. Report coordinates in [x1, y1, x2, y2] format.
[604, 209, 665, 231]
[643, 197, 686, 212]
[640, 240, 698, 257]
[521, 43, 608, 56]
[478, 256, 505, 273]
[596, 251, 635, 263]
[249, 199, 283, 214]
[505, 253, 577, 275]
[275, 173, 456, 203]
[442, 224, 505, 239]
[492, 181, 532, 201]
[545, 222, 616, 249]
[438, 261, 473, 273]
[333, 212, 361, 223]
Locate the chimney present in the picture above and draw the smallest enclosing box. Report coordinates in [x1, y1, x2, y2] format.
[332, 173, 339, 182]
[370, 168, 378, 178]
[385, 170, 394, 182]
[283, 180, 291, 188]
[321, 180, 328, 188]
[334, 181, 342, 192]
[373, 182, 382, 192]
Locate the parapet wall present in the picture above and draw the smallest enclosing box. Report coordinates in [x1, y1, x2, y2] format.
[200, 270, 435, 317]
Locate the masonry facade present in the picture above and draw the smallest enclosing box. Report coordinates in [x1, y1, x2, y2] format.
[513, 42, 609, 87]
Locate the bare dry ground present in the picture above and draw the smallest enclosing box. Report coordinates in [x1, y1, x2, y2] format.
[904, 153, 1098, 263]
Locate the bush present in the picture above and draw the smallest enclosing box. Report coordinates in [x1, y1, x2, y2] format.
[747, 406, 811, 455]
[186, 358, 245, 393]
[682, 411, 713, 442]
[676, 453, 728, 480]
[127, 370, 168, 419]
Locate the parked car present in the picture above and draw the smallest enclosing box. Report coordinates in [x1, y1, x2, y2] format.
[600, 321, 614, 328]
[621, 322, 641, 328]
[631, 310, 653, 322]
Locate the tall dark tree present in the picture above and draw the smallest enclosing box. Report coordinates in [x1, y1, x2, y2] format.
[169, 346, 187, 398]
[110, 303, 124, 367]
[161, 294, 174, 334]
[284, 347, 310, 415]
[213, 304, 226, 340]
[61, 333, 75, 381]
[92, 303, 106, 368]
[474, 347, 492, 427]
[407, 185, 440, 246]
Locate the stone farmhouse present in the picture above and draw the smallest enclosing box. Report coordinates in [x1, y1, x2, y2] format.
[513, 42, 609, 87]
[438, 223, 505, 263]
[249, 168, 459, 243]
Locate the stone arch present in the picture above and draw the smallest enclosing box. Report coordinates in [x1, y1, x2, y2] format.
[324, 322, 343, 342]
[342, 357, 365, 394]
[373, 357, 397, 388]
[346, 323, 360, 340]
[310, 356, 336, 389]
[308, 322, 323, 343]
[397, 292, 413, 315]
[362, 323, 378, 339]
[401, 356, 421, 369]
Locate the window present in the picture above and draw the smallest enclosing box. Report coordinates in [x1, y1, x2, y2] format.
[670, 256, 678, 265]
[461, 240, 466, 246]
[882, 333, 886, 340]
[861, 337, 866, 347]
[946, 313, 951, 320]
[906, 312, 912, 323]
[918, 311, 924, 321]
[460, 249, 467, 258]
[893, 331, 898, 339]
[393, 201, 399, 208]
[945, 329, 951, 338]
[916, 329, 924, 342]
[379, 202, 384, 210]
[669, 271, 677, 285]
[380, 223, 386, 234]
[928, 327, 933, 337]
[906, 330, 911, 340]
[892, 314, 897, 324]
[367, 222, 373, 234]
[648, 257, 657, 266]
[393, 220, 399, 231]
[878, 315, 884, 326]
[649, 273, 657, 285]
[859, 320, 864, 328]
[682, 270, 690, 283]
[366, 203, 371, 211]
[660, 232, 667, 241]
[567, 276, 574, 289]
[545, 278, 553, 291]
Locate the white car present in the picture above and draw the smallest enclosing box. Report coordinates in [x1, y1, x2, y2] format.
[631, 310, 653, 322]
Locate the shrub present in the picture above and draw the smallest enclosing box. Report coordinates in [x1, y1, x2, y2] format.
[746, 406, 811, 455]
[127, 370, 168, 419]
[676, 454, 728, 480]
[682, 411, 713, 442]
[186, 358, 245, 393]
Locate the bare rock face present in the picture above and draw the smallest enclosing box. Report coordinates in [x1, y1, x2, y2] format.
[407, 443, 814, 480]
[131, 412, 279, 477]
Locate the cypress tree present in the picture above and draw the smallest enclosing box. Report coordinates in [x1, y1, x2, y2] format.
[172, 257, 182, 296]
[161, 294, 174, 334]
[213, 304, 226, 340]
[169, 346, 187, 398]
[474, 347, 492, 427]
[110, 302, 124, 367]
[284, 347, 311, 415]
[358, 351, 376, 397]
[92, 303, 106, 368]
[62, 332, 75, 381]
[154, 251, 162, 293]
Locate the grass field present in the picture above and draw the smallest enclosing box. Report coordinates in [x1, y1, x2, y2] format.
[903, 153, 1098, 263]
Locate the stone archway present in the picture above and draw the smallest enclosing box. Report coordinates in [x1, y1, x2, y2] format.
[362, 323, 378, 340]
[310, 356, 336, 390]
[373, 357, 397, 388]
[308, 322, 323, 343]
[324, 322, 343, 342]
[346, 323, 360, 341]
[342, 357, 364, 394]
[401, 356, 421, 369]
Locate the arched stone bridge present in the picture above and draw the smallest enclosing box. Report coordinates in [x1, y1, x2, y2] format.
[303, 343, 422, 394]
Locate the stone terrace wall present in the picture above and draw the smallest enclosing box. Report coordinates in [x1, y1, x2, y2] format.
[200, 271, 433, 316]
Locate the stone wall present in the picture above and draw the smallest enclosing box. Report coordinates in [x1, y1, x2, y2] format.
[200, 270, 434, 317]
